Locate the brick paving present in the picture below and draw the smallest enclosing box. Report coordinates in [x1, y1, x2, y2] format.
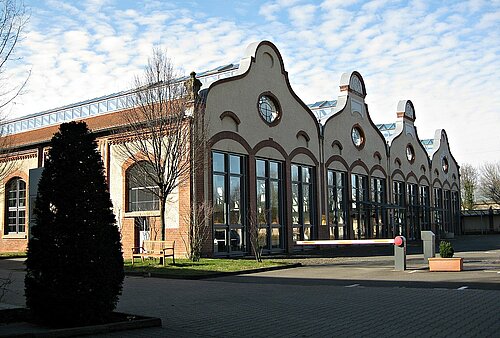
[1, 235, 499, 337]
[94, 274, 499, 337]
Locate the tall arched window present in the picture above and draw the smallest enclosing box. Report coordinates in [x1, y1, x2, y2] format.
[126, 161, 159, 212]
[5, 178, 26, 234]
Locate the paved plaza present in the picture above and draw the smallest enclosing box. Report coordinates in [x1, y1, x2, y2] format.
[1, 235, 499, 337]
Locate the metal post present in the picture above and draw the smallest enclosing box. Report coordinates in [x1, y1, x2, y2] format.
[421, 231, 435, 262]
[394, 236, 406, 271]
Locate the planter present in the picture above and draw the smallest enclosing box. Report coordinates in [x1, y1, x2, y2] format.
[428, 257, 463, 272]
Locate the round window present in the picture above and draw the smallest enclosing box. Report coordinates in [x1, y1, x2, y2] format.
[258, 95, 279, 124]
[351, 126, 365, 148]
[406, 145, 415, 163]
[442, 156, 449, 173]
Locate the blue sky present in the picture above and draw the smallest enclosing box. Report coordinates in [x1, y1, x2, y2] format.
[6, 0, 500, 166]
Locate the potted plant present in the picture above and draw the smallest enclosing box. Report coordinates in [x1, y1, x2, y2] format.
[428, 241, 463, 272]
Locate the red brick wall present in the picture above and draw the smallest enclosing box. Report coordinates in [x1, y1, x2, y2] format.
[120, 171, 192, 260]
[0, 239, 27, 253]
[121, 217, 135, 259]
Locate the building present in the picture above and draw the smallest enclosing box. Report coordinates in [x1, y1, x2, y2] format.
[0, 40, 460, 257]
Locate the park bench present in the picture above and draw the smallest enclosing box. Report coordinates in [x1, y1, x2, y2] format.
[131, 240, 175, 266]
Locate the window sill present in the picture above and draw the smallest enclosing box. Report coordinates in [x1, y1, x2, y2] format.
[124, 211, 160, 218]
[3, 233, 27, 239]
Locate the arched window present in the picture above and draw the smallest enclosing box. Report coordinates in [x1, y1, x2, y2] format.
[5, 178, 26, 234]
[126, 162, 159, 212]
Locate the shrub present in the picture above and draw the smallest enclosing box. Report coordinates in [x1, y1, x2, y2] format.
[439, 241, 454, 258]
[25, 122, 124, 327]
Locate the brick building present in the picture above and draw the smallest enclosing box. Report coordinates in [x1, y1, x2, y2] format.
[0, 40, 460, 257]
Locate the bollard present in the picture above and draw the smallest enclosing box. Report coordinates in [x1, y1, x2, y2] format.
[394, 236, 406, 271]
[421, 231, 435, 262]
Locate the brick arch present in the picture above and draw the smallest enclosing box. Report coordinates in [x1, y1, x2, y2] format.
[289, 147, 319, 166]
[3, 170, 29, 185]
[432, 178, 442, 188]
[295, 130, 310, 143]
[325, 155, 349, 171]
[391, 169, 405, 181]
[331, 140, 343, 152]
[369, 164, 387, 178]
[209, 131, 253, 154]
[219, 111, 241, 125]
[349, 160, 369, 174]
[120, 154, 161, 216]
[419, 175, 430, 186]
[253, 139, 288, 158]
[406, 171, 418, 182]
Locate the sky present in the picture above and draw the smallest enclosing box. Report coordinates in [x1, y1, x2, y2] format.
[5, 0, 500, 167]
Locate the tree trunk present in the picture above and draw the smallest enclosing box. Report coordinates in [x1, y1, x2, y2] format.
[160, 196, 166, 240]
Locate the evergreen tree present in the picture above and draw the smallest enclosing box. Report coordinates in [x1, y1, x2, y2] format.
[25, 121, 124, 326]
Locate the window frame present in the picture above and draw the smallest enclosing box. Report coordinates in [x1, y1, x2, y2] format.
[212, 151, 247, 256]
[126, 161, 160, 212]
[4, 177, 27, 235]
[256, 158, 285, 252]
[291, 164, 315, 243]
[327, 170, 347, 239]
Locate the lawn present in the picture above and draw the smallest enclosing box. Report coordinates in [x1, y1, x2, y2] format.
[124, 258, 296, 278]
[0, 252, 26, 258]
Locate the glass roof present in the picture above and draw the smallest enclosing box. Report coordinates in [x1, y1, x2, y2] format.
[420, 139, 434, 153]
[307, 100, 337, 121]
[376, 123, 396, 138]
[1, 64, 240, 136]
[376, 123, 436, 156]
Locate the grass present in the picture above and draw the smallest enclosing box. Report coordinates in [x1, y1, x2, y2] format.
[124, 258, 294, 278]
[0, 252, 26, 258]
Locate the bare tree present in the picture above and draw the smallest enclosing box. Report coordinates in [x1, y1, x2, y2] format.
[460, 163, 478, 210]
[181, 201, 211, 261]
[117, 47, 203, 241]
[0, 0, 30, 180]
[479, 162, 500, 205]
[248, 210, 265, 262]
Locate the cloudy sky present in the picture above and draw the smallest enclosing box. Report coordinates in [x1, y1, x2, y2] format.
[5, 0, 500, 166]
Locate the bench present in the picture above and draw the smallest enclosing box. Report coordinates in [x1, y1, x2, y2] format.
[131, 240, 175, 266]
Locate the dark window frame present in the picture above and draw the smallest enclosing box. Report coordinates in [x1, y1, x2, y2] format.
[256, 158, 285, 252]
[291, 164, 316, 242]
[5, 178, 26, 234]
[126, 161, 160, 212]
[212, 151, 247, 256]
[327, 170, 347, 239]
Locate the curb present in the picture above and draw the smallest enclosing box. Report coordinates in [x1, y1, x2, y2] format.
[125, 262, 303, 280]
[0, 309, 162, 338]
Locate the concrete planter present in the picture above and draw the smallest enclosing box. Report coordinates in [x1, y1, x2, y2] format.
[428, 257, 463, 272]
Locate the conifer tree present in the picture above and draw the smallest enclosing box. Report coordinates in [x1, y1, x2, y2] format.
[25, 121, 124, 326]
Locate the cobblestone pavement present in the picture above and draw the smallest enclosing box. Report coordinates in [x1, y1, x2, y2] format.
[97, 274, 499, 338]
[99, 235, 499, 337]
[1, 235, 499, 337]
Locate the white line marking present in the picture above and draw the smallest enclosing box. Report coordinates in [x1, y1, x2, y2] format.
[345, 284, 360, 288]
[407, 270, 418, 273]
[457, 286, 468, 290]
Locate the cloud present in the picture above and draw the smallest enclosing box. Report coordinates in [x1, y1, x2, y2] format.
[288, 5, 316, 27]
[259, 2, 281, 21]
[5, 0, 500, 165]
